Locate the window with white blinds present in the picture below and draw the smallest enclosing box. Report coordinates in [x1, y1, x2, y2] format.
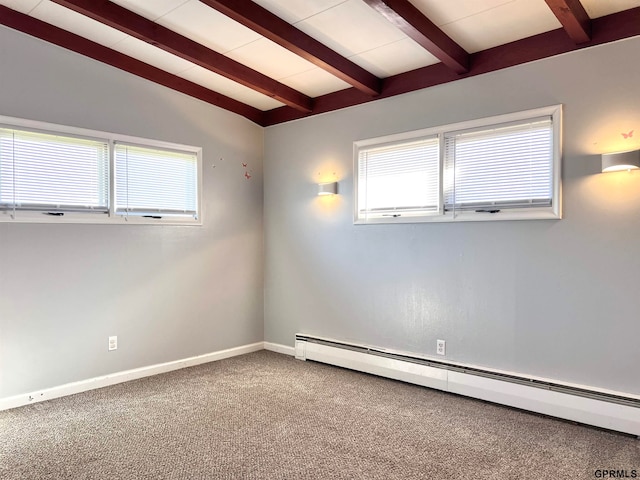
[443, 118, 553, 212]
[357, 137, 439, 220]
[0, 128, 109, 213]
[0, 115, 201, 224]
[115, 144, 198, 218]
[354, 105, 561, 224]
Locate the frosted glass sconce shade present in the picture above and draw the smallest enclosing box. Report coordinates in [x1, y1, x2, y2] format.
[602, 150, 640, 172]
[318, 181, 338, 195]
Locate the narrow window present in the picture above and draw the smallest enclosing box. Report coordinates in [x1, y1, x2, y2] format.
[0, 115, 202, 225]
[444, 118, 554, 216]
[354, 105, 561, 224]
[114, 143, 198, 220]
[0, 127, 109, 215]
[356, 136, 440, 222]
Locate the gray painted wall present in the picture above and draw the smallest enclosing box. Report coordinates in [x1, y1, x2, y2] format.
[0, 26, 264, 398]
[264, 37, 640, 396]
[3, 22, 639, 401]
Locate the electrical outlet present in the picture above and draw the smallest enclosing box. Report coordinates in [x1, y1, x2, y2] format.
[436, 339, 446, 356]
[108, 336, 117, 351]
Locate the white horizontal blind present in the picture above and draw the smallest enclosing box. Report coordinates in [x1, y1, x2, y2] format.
[115, 143, 197, 218]
[0, 127, 109, 212]
[444, 118, 553, 211]
[358, 136, 439, 220]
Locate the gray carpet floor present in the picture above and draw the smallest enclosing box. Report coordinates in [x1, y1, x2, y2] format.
[0, 350, 638, 479]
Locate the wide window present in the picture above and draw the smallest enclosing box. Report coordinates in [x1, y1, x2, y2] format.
[0, 115, 201, 225]
[354, 105, 561, 224]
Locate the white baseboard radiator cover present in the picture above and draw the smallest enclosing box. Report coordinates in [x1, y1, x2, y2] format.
[294, 335, 640, 437]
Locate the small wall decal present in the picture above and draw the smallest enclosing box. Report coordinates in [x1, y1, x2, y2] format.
[241, 161, 252, 179]
[621, 130, 634, 139]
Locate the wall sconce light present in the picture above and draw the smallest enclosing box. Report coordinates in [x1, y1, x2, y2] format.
[602, 150, 640, 172]
[318, 181, 338, 196]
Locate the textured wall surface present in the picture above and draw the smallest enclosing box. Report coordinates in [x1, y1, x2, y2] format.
[0, 26, 264, 398]
[264, 37, 640, 395]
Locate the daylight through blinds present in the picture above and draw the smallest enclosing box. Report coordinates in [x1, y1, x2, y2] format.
[115, 143, 198, 218]
[354, 107, 560, 223]
[444, 118, 553, 210]
[358, 137, 440, 218]
[0, 127, 109, 212]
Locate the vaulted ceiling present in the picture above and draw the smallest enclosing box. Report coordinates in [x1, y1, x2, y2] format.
[1, 0, 639, 126]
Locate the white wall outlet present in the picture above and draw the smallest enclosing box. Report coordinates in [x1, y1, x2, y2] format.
[108, 336, 118, 351]
[436, 339, 446, 356]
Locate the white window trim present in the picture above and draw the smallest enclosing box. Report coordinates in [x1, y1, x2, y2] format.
[353, 105, 562, 225]
[0, 115, 202, 226]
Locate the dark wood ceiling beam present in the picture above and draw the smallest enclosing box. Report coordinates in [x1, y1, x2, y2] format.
[544, 0, 591, 43]
[263, 7, 640, 125]
[0, 6, 265, 125]
[362, 0, 469, 74]
[199, 0, 381, 96]
[50, 0, 312, 112]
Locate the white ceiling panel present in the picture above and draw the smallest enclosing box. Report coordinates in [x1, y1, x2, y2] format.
[226, 38, 318, 80]
[0, 0, 42, 14]
[409, 0, 515, 26]
[178, 65, 284, 111]
[29, 0, 128, 47]
[349, 38, 439, 77]
[581, 0, 640, 18]
[279, 67, 350, 97]
[252, 0, 347, 24]
[110, 36, 195, 74]
[109, 0, 190, 21]
[442, 0, 561, 53]
[297, 0, 406, 57]
[3, 0, 638, 120]
[156, 0, 261, 53]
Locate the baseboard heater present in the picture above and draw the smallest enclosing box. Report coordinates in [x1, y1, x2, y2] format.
[294, 334, 640, 437]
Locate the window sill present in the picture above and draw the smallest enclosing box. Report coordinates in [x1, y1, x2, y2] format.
[0, 211, 202, 226]
[354, 208, 561, 224]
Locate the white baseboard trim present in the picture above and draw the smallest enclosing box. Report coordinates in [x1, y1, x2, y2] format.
[0, 341, 264, 412]
[295, 336, 640, 437]
[264, 342, 295, 356]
